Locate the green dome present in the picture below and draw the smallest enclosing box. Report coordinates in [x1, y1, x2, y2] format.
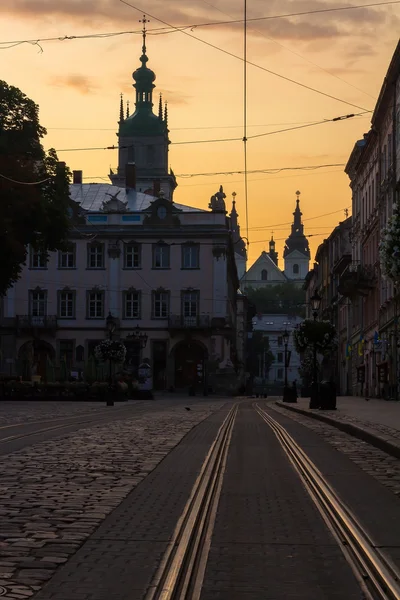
[120, 110, 167, 136]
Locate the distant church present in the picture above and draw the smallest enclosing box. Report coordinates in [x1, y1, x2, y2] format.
[239, 191, 310, 289]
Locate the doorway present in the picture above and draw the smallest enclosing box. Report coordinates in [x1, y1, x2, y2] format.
[173, 341, 207, 389]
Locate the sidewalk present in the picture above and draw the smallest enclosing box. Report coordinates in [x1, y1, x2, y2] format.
[277, 396, 400, 458]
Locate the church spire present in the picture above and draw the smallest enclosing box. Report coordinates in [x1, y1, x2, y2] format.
[119, 93, 124, 123]
[164, 101, 168, 127]
[229, 192, 247, 259]
[268, 233, 278, 266]
[132, 15, 156, 111]
[126, 99, 130, 118]
[283, 190, 310, 259]
[158, 93, 163, 120]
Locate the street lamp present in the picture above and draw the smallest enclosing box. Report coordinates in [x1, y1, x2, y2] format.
[282, 329, 290, 402]
[106, 311, 116, 340]
[105, 312, 117, 406]
[309, 291, 321, 409]
[127, 324, 148, 349]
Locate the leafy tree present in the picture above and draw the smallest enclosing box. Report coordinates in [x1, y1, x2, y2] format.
[244, 282, 306, 317]
[0, 80, 72, 295]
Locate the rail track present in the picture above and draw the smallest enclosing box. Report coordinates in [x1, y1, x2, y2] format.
[145, 401, 400, 600]
[255, 403, 400, 600]
[145, 404, 238, 600]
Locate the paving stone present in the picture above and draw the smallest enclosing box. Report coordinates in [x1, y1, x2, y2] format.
[0, 400, 226, 596]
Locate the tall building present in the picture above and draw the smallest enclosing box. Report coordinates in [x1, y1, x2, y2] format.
[283, 191, 311, 281]
[0, 27, 243, 392]
[240, 191, 310, 289]
[109, 20, 177, 199]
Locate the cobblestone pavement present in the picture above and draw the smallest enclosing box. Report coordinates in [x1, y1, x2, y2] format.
[0, 401, 225, 599]
[0, 401, 141, 428]
[271, 401, 400, 498]
[292, 397, 400, 440]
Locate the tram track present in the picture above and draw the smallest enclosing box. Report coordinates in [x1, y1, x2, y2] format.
[145, 400, 400, 600]
[145, 404, 238, 600]
[255, 403, 400, 600]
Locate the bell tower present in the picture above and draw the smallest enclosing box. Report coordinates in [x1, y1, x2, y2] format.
[109, 15, 177, 199]
[283, 191, 310, 281]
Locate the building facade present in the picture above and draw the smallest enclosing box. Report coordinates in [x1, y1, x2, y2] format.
[251, 314, 303, 384]
[241, 191, 310, 290]
[0, 33, 244, 392]
[303, 40, 400, 398]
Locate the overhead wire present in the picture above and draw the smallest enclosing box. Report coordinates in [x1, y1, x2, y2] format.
[51, 111, 372, 154]
[1, 1, 398, 49]
[197, 0, 376, 101]
[119, 0, 372, 112]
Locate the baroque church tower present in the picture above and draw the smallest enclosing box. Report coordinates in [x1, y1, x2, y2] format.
[109, 16, 177, 199]
[229, 192, 247, 279]
[283, 191, 310, 281]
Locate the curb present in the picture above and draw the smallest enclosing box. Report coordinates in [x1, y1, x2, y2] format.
[276, 401, 400, 460]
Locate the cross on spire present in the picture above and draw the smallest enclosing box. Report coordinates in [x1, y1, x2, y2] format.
[139, 15, 149, 54]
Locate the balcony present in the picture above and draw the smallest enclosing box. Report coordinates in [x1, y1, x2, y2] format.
[337, 263, 377, 298]
[168, 315, 211, 330]
[16, 315, 58, 332]
[332, 252, 351, 275]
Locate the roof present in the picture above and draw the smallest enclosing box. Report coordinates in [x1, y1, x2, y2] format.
[69, 183, 207, 213]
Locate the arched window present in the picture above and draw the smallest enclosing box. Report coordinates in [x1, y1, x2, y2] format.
[293, 264, 299, 275]
[261, 269, 268, 281]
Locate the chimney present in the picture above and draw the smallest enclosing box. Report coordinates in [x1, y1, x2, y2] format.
[153, 180, 161, 196]
[125, 163, 136, 190]
[73, 170, 83, 184]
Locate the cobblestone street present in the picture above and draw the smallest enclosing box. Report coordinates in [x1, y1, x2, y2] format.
[1, 398, 400, 600]
[0, 400, 227, 599]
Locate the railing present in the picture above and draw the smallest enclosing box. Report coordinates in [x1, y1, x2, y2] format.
[169, 315, 211, 329]
[16, 315, 58, 329]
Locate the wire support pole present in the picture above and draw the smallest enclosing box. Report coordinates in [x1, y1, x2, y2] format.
[243, 0, 249, 244]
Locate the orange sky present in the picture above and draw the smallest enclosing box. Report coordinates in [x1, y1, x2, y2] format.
[1, 0, 399, 265]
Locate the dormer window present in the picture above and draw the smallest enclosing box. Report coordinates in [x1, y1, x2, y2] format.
[293, 264, 299, 275]
[261, 269, 268, 281]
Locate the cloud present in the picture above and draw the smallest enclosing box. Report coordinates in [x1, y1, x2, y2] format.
[1, 0, 397, 44]
[49, 74, 98, 95]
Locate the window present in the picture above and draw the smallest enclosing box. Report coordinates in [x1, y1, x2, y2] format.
[277, 368, 283, 380]
[277, 352, 283, 363]
[87, 243, 104, 269]
[293, 264, 299, 275]
[58, 245, 76, 269]
[277, 336, 283, 346]
[182, 244, 200, 269]
[123, 290, 141, 319]
[58, 290, 75, 319]
[30, 248, 47, 269]
[59, 340, 74, 369]
[261, 269, 268, 281]
[153, 243, 170, 269]
[152, 290, 169, 318]
[87, 291, 104, 319]
[124, 243, 141, 269]
[182, 291, 199, 325]
[29, 289, 47, 317]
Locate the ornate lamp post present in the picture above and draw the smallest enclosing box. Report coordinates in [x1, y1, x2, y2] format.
[309, 291, 321, 409]
[128, 325, 148, 350]
[282, 329, 290, 402]
[106, 312, 116, 406]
